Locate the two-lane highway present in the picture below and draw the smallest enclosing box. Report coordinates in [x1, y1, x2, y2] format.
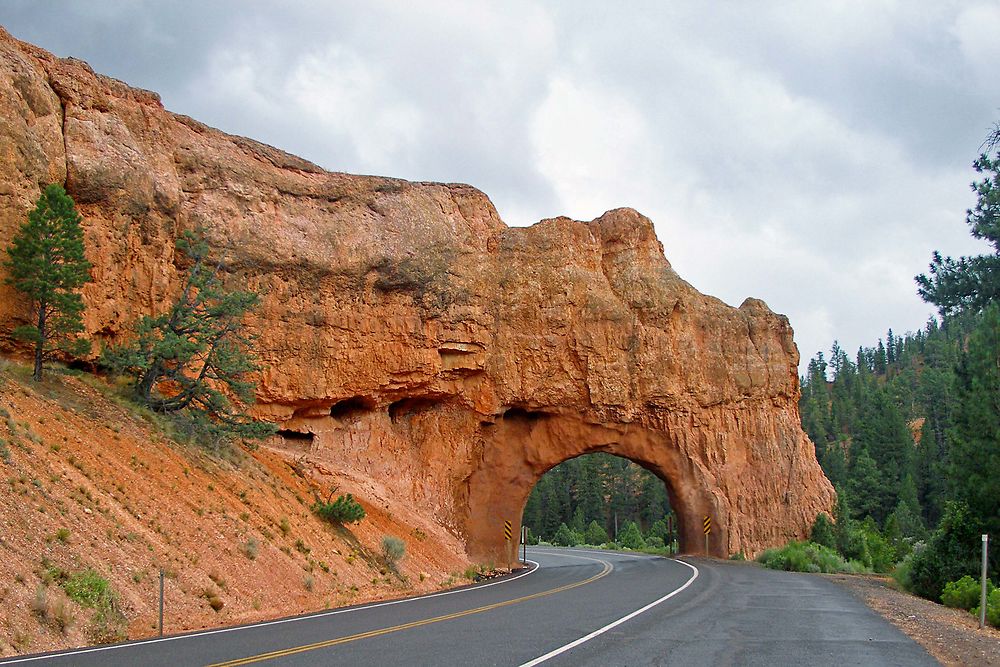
[0, 547, 937, 666]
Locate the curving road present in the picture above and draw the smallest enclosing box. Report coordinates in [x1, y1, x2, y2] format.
[0, 547, 937, 666]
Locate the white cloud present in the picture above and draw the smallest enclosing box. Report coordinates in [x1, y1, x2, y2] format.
[952, 4, 1000, 87]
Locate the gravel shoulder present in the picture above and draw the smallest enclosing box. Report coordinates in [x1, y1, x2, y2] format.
[828, 573, 1000, 666]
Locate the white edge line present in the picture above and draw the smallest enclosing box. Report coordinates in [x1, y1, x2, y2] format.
[517, 558, 700, 667]
[0, 560, 540, 665]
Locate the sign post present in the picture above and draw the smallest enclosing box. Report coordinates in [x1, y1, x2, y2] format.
[158, 568, 164, 637]
[982, 534, 990, 630]
[522, 525, 527, 564]
[703, 515, 712, 555]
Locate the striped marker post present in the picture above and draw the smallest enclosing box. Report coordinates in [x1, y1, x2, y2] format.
[703, 515, 712, 555]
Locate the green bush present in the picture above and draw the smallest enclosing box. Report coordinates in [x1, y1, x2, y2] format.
[893, 548, 918, 591]
[381, 535, 405, 563]
[756, 541, 860, 574]
[63, 569, 112, 608]
[646, 536, 665, 549]
[584, 520, 608, 546]
[858, 520, 896, 574]
[942, 575, 994, 610]
[552, 523, 582, 547]
[810, 513, 836, 550]
[973, 588, 1000, 627]
[907, 502, 984, 601]
[312, 494, 366, 525]
[618, 521, 645, 550]
[62, 569, 126, 643]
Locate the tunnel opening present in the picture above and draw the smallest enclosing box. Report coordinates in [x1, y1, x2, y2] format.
[464, 413, 717, 564]
[520, 453, 679, 553]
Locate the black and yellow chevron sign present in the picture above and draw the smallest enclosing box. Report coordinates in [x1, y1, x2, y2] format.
[703, 515, 712, 535]
[504, 520, 512, 541]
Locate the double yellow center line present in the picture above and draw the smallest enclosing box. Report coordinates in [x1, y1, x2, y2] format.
[207, 557, 612, 666]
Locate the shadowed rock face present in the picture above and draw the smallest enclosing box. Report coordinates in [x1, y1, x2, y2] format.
[0, 29, 834, 562]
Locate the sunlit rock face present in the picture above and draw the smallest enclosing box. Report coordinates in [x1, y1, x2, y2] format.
[0, 29, 834, 562]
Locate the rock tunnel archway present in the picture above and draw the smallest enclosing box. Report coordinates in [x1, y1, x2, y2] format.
[464, 409, 721, 564]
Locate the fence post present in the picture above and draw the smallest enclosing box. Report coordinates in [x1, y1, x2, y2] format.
[981, 534, 990, 630]
[159, 569, 165, 637]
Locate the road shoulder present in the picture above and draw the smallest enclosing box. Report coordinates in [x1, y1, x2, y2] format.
[827, 573, 1000, 666]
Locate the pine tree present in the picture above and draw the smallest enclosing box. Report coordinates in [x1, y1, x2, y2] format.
[874, 340, 887, 375]
[916, 148, 1000, 316]
[617, 521, 645, 549]
[584, 520, 608, 546]
[4, 184, 91, 381]
[102, 230, 273, 445]
[947, 305, 1000, 538]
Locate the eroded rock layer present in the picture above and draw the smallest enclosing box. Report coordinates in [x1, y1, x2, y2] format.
[0, 29, 834, 561]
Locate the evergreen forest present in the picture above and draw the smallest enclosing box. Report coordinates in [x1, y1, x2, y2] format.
[522, 454, 674, 549]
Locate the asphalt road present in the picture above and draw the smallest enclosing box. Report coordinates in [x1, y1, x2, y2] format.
[0, 547, 938, 666]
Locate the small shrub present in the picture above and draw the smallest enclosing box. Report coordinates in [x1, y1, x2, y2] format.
[55, 528, 70, 544]
[294, 539, 310, 555]
[973, 588, 1000, 627]
[303, 574, 314, 592]
[584, 520, 608, 546]
[907, 501, 984, 601]
[279, 517, 291, 536]
[810, 513, 836, 550]
[552, 523, 582, 547]
[618, 522, 646, 550]
[242, 537, 259, 560]
[203, 588, 224, 612]
[312, 494, 366, 525]
[49, 596, 75, 634]
[64, 569, 112, 608]
[942, 575, 995, 610]
[857, 519, 896, 573]
[756, 541, 859, 574]
[208, 571, 227, 591]
[32, 584, 48, 619]
[729, 551, 746, 561]
[381, 536, 405, 564]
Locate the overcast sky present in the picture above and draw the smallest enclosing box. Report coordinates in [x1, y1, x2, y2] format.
[4, 1, 998, 372]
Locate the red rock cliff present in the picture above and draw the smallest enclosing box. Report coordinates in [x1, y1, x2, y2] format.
[0, 29, 834, 561]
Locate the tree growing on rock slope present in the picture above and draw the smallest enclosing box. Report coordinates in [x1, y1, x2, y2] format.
[4, 184, 92, 381]
[102, 229, 274, 445]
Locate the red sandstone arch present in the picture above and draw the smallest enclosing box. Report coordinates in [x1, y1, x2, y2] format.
[461, 401, 829, 564]
[473, 414, 697, 560]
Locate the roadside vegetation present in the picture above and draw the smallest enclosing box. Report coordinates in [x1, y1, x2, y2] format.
[761, 125, 1000, 627]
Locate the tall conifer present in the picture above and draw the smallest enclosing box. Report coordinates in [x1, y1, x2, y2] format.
[4, 184, 91, 380]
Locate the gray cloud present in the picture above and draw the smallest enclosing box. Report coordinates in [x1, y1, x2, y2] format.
[2, 1, 996, 369]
